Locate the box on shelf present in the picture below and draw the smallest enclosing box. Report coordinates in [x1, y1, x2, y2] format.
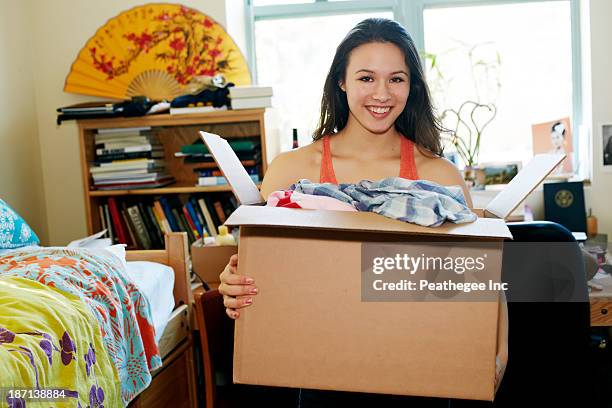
[202, 131, 565, 401]
[191, 239, 237, 284]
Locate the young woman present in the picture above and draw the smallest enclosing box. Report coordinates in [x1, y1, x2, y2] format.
[221, 17, 473, 317]
[218, 18, 493, 407]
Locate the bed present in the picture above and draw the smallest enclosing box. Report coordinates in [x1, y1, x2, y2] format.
[0, 232, 197, 408]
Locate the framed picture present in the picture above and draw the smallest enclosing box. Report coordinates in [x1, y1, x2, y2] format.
[475, 161, 522, 186]
[531, 117, 573, 175]
[601, 124, 612, 171]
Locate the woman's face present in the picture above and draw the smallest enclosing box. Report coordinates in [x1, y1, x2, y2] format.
[551, 125, 565, 149]
[340, 42, 410, 135]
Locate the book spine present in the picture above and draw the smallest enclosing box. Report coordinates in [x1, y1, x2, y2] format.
[127, 205, 152, 250]
[98, 204, 107, 234]
[182, 206, 201, 240]
[188, 197, 208, 236]
[213, 201, 227, 224]
[140, 203, 163, 249]
[103, 204, 114, 244]
[120, 204, 137, 249]
[203, 196, 221, 230]
[153, 200, 172, 234]
[107, 198, 127, 244]
[197, 198, 217, 237]
[159, 197, 179, 232]
[185, 200, 204, 237]
[173, 208, 195, 244]
[96, 144, 153, 155]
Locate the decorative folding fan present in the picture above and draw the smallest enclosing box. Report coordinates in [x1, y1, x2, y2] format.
[64, 4, 251, 101]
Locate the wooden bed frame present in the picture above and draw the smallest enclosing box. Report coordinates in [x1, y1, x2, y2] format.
[126, 232, 198, 408]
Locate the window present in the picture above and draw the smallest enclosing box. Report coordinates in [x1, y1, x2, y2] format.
[423, 1, 575, 167]
[246, 0, 581, 169]
[255, 11, 393, 149]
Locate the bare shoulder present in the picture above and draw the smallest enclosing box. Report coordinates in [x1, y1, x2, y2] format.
[260, 141, 321, 198]
[415, 148, 473, 208]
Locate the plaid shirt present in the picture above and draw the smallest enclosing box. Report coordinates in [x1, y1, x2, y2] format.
[290, 178, 476, 227]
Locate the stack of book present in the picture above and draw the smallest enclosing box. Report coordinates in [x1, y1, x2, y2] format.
[229, 85, 273, 110]
[90, 127, 175, 190]
[175, 138, 262, 186]
[99, 194, 239, 249]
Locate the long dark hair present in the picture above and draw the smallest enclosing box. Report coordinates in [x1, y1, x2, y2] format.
[313, 18, 443, 156]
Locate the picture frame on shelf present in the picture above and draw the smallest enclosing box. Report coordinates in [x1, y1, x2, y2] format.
[601, 124, 612, 172]
[476, 161, 522, 187]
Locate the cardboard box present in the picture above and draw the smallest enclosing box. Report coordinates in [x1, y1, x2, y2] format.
[200, 131, 565, 401]
[191, 240, 238, 284]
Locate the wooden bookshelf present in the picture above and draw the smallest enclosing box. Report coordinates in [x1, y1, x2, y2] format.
[77, 109, 267, 240]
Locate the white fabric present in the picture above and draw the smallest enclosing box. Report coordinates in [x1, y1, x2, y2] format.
[124, 261, 175, 343]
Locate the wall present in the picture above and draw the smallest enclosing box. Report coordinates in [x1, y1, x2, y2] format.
[0, 0, 48, 243]
[28, 0, 228, 245]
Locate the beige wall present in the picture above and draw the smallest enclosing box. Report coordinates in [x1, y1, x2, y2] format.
[587, 0, 612, 237]
[0, 0, 48, 243]
[27, 0, 228, 245]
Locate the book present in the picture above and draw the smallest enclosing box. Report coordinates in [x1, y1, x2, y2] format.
[170, 106, 227, 115]
[213, 201, 227, 224]
[197, 198, 218, 237]
[102, 204, 114, 244]
[127, 205, 152, 249]
[107, 197, 128, 245]
[185, 200, 205, 237]
[94, 137, 158, 148]
[90, 159, 165, 173]
[543, 181, 586, 233]
[188, 197, 208, 236]
[180, 139, 259, 155]
[153, 200, 172, 234]
[197, 174, 259, 186]
[141, 203, 164, 248]
[93, 172, 170, 183]
[57, 101, 115, 113]
[95, 144, 158, 156]
[97, 126, 152, 135]
[229, 85, 273, 99]
[95, 150, 164, 162]
[121, 205, 139, 249]
[230, 96, 272, 110]
[98, 205, 107, 235]
[203, 195, 221, 230]
[94, 177, 175, 191]
[182, 205, 201, 241]
[159, 197, 179, 232]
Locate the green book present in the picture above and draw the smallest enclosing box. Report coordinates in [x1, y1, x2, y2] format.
[180, 139, 258, 155]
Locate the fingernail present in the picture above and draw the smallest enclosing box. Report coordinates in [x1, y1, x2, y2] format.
[244, 297, 253, 305]
[245, 278, 254, 284]
[250, 288, 258, 294]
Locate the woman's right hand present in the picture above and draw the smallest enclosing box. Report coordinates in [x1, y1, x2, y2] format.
[218, 254, 258, 319]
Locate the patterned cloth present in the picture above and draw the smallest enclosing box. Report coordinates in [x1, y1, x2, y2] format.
[290, 178, 476, 227]
[0, 276, 122, 408]
[0, 199, 39, 249]
[0, 247, 161, 405]
[266, 190, 357, 211]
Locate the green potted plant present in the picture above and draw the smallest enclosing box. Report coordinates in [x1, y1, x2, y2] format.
[424, 42, 501, 187]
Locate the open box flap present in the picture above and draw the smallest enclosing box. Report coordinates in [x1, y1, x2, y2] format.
[226, 205, 512, 239]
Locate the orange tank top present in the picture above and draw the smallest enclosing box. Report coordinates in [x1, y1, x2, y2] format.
[319, 135, 419, 184]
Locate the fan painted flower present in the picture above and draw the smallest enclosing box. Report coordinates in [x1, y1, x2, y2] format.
[59, 331, 76, 366]
[0, 327, 15, 344]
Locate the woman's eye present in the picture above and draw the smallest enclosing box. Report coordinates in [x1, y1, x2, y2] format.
[390, 77, 405, 83]
[358, 76, 373, 82]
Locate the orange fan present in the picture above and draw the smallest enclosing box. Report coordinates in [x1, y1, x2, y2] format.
[64, 4, 251, 101]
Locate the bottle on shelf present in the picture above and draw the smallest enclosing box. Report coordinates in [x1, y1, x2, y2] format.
[292, 128, 299, 149]
[215, 225, 236, 246]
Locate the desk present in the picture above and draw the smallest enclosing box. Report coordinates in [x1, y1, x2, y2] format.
[590, 274, 612, 326]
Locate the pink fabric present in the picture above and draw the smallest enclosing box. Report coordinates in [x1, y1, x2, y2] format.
[266, 190, 357, 211]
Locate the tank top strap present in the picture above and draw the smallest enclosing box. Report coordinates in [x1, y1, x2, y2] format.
[399, 137, 419, 180]
[319, 135, 338, 184]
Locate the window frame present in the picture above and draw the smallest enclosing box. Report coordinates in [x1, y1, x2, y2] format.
[244, 0, 582, 168]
